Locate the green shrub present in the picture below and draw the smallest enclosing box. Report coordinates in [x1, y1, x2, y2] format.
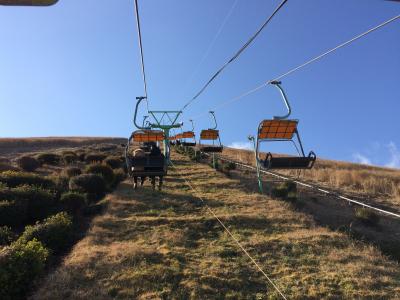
[16, 156, 40, 172]
[50, 175, 70, 195]
[0, 239, 48, 300]
[0, 185, 56, 225]
[85, 163, 115, 186]
[62, 167, 82, 178]
[355, 207, 379, 226]
[0, 171, 54, 189]
[69, 174, 106, 200]
[76, 151, 86, 162]
[18, 212, 73, 254]
[85, 153, 107, 163]
[0, 200, 28, 227]
[61, 151, 76, 157]
[0, 226, 14, 246]
[36, 153, 61, 165]
[271, 181, 297, 200]
[62, 154, 77, 165]
[60, 192, 86, 214]
[95, 144, 118, 152]
[104, 156, 123, 169]
[0, 163, 19, 173]
[113, 168, 126, 187]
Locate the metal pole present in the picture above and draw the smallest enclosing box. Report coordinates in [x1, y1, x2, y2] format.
[249, 135, 263, 193]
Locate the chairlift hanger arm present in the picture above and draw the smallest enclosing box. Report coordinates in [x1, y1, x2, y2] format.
[189, 119, 195, 132]
[209, 111, 218, 130]
[270, 81, 291, 120]
[133, 97, 151, 130]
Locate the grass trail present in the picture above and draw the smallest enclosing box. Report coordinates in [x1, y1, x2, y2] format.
[33, 153, 400, 299]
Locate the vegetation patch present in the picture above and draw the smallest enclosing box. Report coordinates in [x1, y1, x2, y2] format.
[0, 171, 54, 189]
[36, 153, 61, 166]
[16, 156, 40, 172]
[0, 226, 14, 246]
[60, 192, 87, 215]
[354, 207, 380, 226]
[17, 212, 73, 254]
[69, 174, 106, 201]
[0, 239, 49, 300]
[62, 167, 81, 178]
[85, 153, 107, 163]
[85, 163, 115, 187]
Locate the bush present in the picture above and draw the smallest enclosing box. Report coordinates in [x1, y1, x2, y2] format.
[113, 168, 126, 187]
[271, 181, 297, 200]
[0, 239, 48, 300]
[0, 185, 56, 225]
[0, 163, 19, 173]
[16, 156, 40, 172]
[36, 153, 61, 165]
[355, 207, 379, 226]
[60, 192, 86, 214]
[0, 200, 28, 227]
[0, 171, 54, 189]
[62, 154, 77, 165]
[69, 174, 106, 200]
[50, 175, 70, 195]
[76, 151, 86, 162]
[0, 226, 14, 246]
[85, 153, 107, 163]
[104, 156, 123, 169]
[62, 167, 82, 178]
[85, 163, 115, 186]
[18, 212, 73, 254]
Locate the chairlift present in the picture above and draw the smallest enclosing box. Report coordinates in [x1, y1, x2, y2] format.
[180, 120, 196, 147]
[249, 81, 316, 193]
[125, 129, 167, 184]
[198, 111, 223, 153]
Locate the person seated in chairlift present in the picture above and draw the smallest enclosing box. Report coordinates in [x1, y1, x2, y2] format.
[132, 147, 146, 189]
[148, 143, 163, 190]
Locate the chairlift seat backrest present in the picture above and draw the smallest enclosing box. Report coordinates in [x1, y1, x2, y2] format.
[182, 131, 195, 139]
[132, 130, 164, 142]
[200, 129, 219, 140]
[258, 120, 298, 140]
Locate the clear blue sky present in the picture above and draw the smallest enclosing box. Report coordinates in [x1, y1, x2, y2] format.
[0, 0, 399, 168]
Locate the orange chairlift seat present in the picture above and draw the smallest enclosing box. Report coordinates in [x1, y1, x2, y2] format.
[198, 112, 223, 153]
[125, 129, 167, 177]
[180, 120, 197, 147]
[254, 81, 316, 170]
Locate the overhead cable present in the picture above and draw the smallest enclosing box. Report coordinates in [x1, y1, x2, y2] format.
[170, 160, 288, 300]
[189, 14, 400, 120]
[134, 0, 149, 110]
[181, 0, 289, 111]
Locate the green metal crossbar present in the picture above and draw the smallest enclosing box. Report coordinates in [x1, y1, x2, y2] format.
[133, 97, 182, 163]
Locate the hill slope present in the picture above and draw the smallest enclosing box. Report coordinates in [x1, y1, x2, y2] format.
[32, 152, 400, 299]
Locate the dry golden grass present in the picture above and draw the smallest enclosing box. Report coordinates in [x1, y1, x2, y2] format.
[32, 152, 400, 299]
[0, 137, 125, 155]
[222, 148, 400, 212]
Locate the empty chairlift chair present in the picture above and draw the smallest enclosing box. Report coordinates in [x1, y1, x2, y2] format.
[180, 119, 197, 147]
[125, 130, 167, 179]
[198, 111, 223, 153]
[251, 81, 316, 193]
[257, 119, 316, 169]
[250, 81, 316, 188]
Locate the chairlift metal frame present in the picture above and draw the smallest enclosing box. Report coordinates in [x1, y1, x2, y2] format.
[198, 111, 223, 168]
[249, 81, 316, 193]
[132, 97, 182, 164]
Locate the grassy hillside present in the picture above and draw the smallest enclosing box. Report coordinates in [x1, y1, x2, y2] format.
[32, 152, 400, 299]
[0, 137, 126, 155]
[222, 147, 400, 213]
